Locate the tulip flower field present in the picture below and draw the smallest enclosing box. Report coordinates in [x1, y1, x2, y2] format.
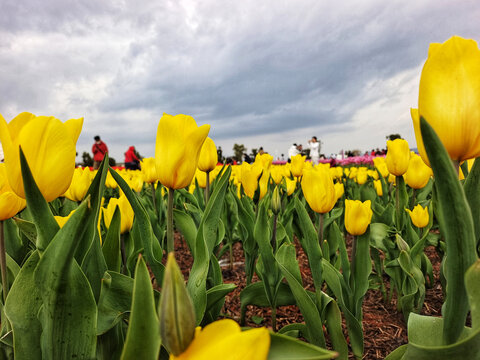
[0, 36, 480, 360]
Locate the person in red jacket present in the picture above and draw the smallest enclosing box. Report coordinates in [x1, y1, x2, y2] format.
[124, 146, 141, 170]
[92, 135, 108, 169]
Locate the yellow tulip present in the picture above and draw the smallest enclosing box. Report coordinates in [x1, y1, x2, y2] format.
[239, 163, 263, 199]
[345, 199, 373, 236]
[404, 152, 433, 189]
[406, 204, 429, 228]
[128, 175, 144, 193]
[373, 157, 389, 178]
[255, 153, 273, 170]
[102, 195, 134, 234]
[459, 158, 475, 180]
[301, 167, 336, 214]
[270, 166, 284, 185]
[258, 169, 270, 201]
[0, 112, 83, 202]
[0, 163, 26, 220]
[141, 157, 159, 184]
[290, 154, 306, 178]
[334, 182, 344, 201]
[373, 180, 383, 196]
[171, 319, 270, 360]
[105, 170, 118, 189]
[155, 114, 210, 190]
[386, 139, 410, 176]
[64, 167, 91, 202]
[414, 36, 480, 165]
[285, 177, 296, 196]
[194, 169, 209, 189]
[197, 137, 218, 173]
[356, 168, 368, 185]
[54, 210, 76, 228]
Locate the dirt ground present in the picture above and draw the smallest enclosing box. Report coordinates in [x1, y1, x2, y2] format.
[171, 232, 443, 360]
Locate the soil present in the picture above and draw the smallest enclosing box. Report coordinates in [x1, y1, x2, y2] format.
[171, 232, 444, 360]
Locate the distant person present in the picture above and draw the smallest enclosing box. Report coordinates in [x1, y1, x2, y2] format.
[308, 136, 320, 164]
[288, 143, 299, 158]
[258, 147, 265, 155]
[124, 146, 141, 170]
[92, 135, 108, 170]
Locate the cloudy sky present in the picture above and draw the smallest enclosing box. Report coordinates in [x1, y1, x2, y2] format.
[1, 0, 479, 161]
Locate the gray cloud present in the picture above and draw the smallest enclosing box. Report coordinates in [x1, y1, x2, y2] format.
[1, 0, 480, 159]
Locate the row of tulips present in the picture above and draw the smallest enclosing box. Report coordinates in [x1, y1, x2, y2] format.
[0, 34, 479, 360]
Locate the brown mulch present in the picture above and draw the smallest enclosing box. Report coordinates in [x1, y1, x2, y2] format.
[171, 232, 444, 360]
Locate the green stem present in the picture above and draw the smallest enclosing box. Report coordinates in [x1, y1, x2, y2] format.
[395, 176, 401, 231]
[318, 213, 324, 244]
[205, 171, 210, 205]
[271, 213, 278, 253]
[120, 233, 127, 275]
[0, 221, 8, 303]
[452, 160, 460, 177]
[272, 306, 277, 332]
[350, 235, 357, 291]
[167, 188, 175, 253]
[150, 182, 157, 216]
[410, 188, 416, 209]
[229, 242, 233, 271]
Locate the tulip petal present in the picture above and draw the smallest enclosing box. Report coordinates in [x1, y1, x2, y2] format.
[64, 117, 84, 144]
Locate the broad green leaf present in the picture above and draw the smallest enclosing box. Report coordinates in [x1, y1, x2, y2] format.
[4, 251, 42, 360]
[3, 218, 28, 265]
[19, 148, 59, 252]
[120, 256, 160, 360]
[420, 117, 477, 343]
[240, 282, 296, 310]
[205, 283, 236, 313]
[102, 206, 122, 272]
[173, 208, 197, 257]
[109, 168, 165, 284]
[11, 217, 36, 247]
[268, 332, 336, 360]
[34, 200, 97, 359]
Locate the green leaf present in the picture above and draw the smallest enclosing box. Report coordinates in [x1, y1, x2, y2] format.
[205, 283, 236, 313]
[102, 206, 122, 272]
[120, 256, 160, 360]
[109, 168, 165, 284]
[11, 217, 36, 247]
[268, 332, 337, 360]
[276, 243, 326, 348]
[4, 251, 42, 360]
[187, 166, 231, 324]
[19, 147, 59, 252]
[34, 200, 97, 359]
[420, 116, 477, 343]
[173, 208, 197, 257]
[3, 218, 29, 265]
[240, 282, 296, 311]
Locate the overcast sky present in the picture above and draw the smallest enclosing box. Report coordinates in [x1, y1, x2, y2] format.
[1, 0, 479, 161]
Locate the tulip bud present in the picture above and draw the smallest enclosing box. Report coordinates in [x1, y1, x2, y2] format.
[373, 179, 383, 196]
[334, 182, 344, 201]
[405, 204, 429, 228]
[141, 157, 159, 184]
[271, 186, 281, 215]
[197, 137, 218, 173]
[386, 139, 411, 176]
[373, 157, 389, 178]
[159, 253, 196, 356]
[345, 199, 373, 236]
[0, 164, 26, 220]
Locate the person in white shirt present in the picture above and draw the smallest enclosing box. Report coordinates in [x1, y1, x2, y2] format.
[308, 136, 320, 165]
[288, 143, 299, 158]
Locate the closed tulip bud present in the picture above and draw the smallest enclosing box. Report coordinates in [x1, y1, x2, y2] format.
[159, 253, 196, 356]
[0, 112, 83, 202]
[102, 195, 134, 234]
[290, 154, 306, 178]
[155, 114, 210, 190]
[141, 157, 159, 184]
[373, 180, 383, 196]
[334, 182, 344, 201]
[105, 170, 118, 189]
[414, 36, 480, 165]
[301, 167, 336, 214]
[64, 167, 91, 201]
[404, 153, 433, 189]
[197, 137, 218, 173]
[345, 199, 373, 236]
[258, 169, 270, 201]
[271, 186, 281, 215]
[239, 163, 263, 199]
[386, 139, 411, 176]
[128, 175, 144, 193]
[0, 164, 26, 220]
[406, 204, 429, 228]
